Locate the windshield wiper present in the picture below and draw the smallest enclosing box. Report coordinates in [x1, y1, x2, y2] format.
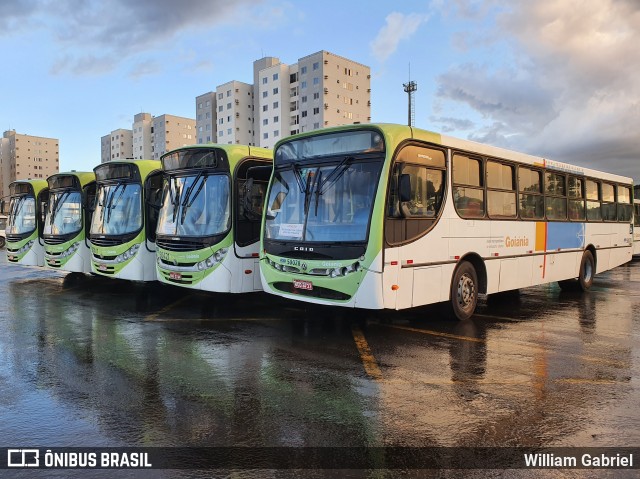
[291, 162, 306, 193]
[314, 170, 323, 216]
[171, 177, 181, 224]
[107, 184, 127, 223]
[49, 191, 70, 225]
[303, 169, 319, 217]
[180, 172, 208, 225]
[319, 156, 354, 195]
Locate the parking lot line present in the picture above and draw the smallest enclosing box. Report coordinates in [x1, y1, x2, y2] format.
[145, 296, 192, 321]
[351, 325, 383, 381]
[380, 323, 484, 343]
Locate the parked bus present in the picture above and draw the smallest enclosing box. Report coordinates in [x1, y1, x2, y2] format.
[634, 199, 640, 257]
[258, 124, 634, 320]
[43, 172, 96, 273]
[89, 160, 163, 281]
[155, 144, 272, 292]
[4, 179, 49, 265]
[0, 213, 7, 249]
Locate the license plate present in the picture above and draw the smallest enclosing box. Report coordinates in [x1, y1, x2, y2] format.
[293, 279, 313, 291]
[98, 264, 107, 271]
[169, 271, 182, 280]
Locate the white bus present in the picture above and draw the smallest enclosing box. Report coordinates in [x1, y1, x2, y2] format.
[259, 124, 634, 320]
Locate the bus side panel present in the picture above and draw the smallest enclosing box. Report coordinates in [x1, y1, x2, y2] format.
[382, 247, 399, 309]
[412, 266, 442, 307]
[235, 242, 262, 292]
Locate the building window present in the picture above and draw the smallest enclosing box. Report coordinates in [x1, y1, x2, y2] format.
[227, 103, 232, 109]
[313, 77, 319, 85]
[219, 119, 223, 125]
[301, 95, 307, 103]
[219, 130, 223, 137]
[273, 73, 279, 81]
[198, 103, 202, 109]
[274, 116, 279, 123]
[313, 62, 319, 70]
[301, 81, 307, 89]
[313, 92, 320, 100]
[301, 111, 308, 118]
[262, 91, 268, 98]
[301, 66, 307, 74]
[273, 87, 279, 95]
[227, 90, 231, 97]
[313, 122, 320, 129]
[218, 93, 223, 100]
[206, 100, 210, 107]
[263, 119, 268, 126]
[313, 107, 319, 115]
[273, 101, 279, 109]
[263, 132, 269, 139]
[227, 128, 232, 135]
[262, 77, 268, 84]
[263, 105, 268, 112]
[274, 130, 280, 137]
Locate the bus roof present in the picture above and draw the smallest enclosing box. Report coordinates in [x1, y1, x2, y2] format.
[274, 123, 633, 185]
[162, 143, 272, 166]
[9, 179, 49, 195]
[47, 171, 96, 188]
[94, 159, 161, 180]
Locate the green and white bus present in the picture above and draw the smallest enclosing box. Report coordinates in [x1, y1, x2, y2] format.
[4, 179, 49, 266]
[259, 124, 634, 320]
[43, 172, 96, 273]
[156, 144, 272, 292]
[89, 160, 163, 280]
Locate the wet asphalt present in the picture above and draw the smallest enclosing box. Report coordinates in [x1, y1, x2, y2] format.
[1, 250, 639, 478]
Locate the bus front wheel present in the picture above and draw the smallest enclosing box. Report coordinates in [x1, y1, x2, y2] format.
[447, 261, 478, 321]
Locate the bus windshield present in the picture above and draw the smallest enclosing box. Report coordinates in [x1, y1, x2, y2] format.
[264, 160, 381, 243]
[91, 183, 142, 236]
[157, 173, 230, 237]
[7, 195, 37, 235]
[43, 190, 82, 236]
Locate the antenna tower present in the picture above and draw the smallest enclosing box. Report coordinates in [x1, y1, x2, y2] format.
[403, 65, 417, 127]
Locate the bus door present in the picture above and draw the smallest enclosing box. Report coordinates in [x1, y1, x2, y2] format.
[240, 161, 271, 291]
[144, 171, 164, 248]
[37, 188, 50, 245]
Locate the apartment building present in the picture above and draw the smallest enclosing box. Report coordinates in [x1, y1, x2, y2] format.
[100, 128, 133, 163]
[196, 50, 371, 150]
[196, 92, 217, 144]
[0, 130, 59, 199]
[132, 112, 153, 160]
[215, 81, 254, 146]
[151, 114, 196, 160]
[101, 112, 195, 162]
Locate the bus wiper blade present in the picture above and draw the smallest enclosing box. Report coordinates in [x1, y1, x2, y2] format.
[180, 173, 208, 225]
[171, 177, 181, 223]
[319, 156, 354, 195]
[303, 169, 319, 216]
[107, 184, 127, 223]
[291, 163, 306, 193]
[50, 191, 70, 225]
[314, 170, 323, 216]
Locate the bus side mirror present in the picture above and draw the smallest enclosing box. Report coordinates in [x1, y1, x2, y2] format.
[399, 174, 412, 203]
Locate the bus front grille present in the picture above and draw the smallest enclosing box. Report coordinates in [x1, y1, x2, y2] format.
[272, 282, 351, 301]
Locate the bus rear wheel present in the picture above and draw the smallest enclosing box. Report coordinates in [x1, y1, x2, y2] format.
[447, 261, 478, 321]
[558, 250, 595, 292]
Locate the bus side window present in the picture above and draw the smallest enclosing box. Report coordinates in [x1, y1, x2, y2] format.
[453, 154, 485, 218]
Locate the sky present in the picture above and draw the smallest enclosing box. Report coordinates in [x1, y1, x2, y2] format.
[1, 0, 638, 181]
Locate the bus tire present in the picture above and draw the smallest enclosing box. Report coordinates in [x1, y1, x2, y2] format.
[447, 261, 478, 321]
[577, 250, 595, 291]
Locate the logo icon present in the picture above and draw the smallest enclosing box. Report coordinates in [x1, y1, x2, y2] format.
[7, 449, 40, 468]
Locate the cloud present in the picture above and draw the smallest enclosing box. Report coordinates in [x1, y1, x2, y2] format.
[129, 60, 162, 80]
[370, 12, 428, 63]
[5, 0, 264, 75]
[432, 0, 640, 179]
[430, 116, 475, 133]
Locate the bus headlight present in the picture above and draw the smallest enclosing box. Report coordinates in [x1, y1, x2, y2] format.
[115, 243, 140, 264]
[196, 247, 228, 272]
[16, 240, 35, 255]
